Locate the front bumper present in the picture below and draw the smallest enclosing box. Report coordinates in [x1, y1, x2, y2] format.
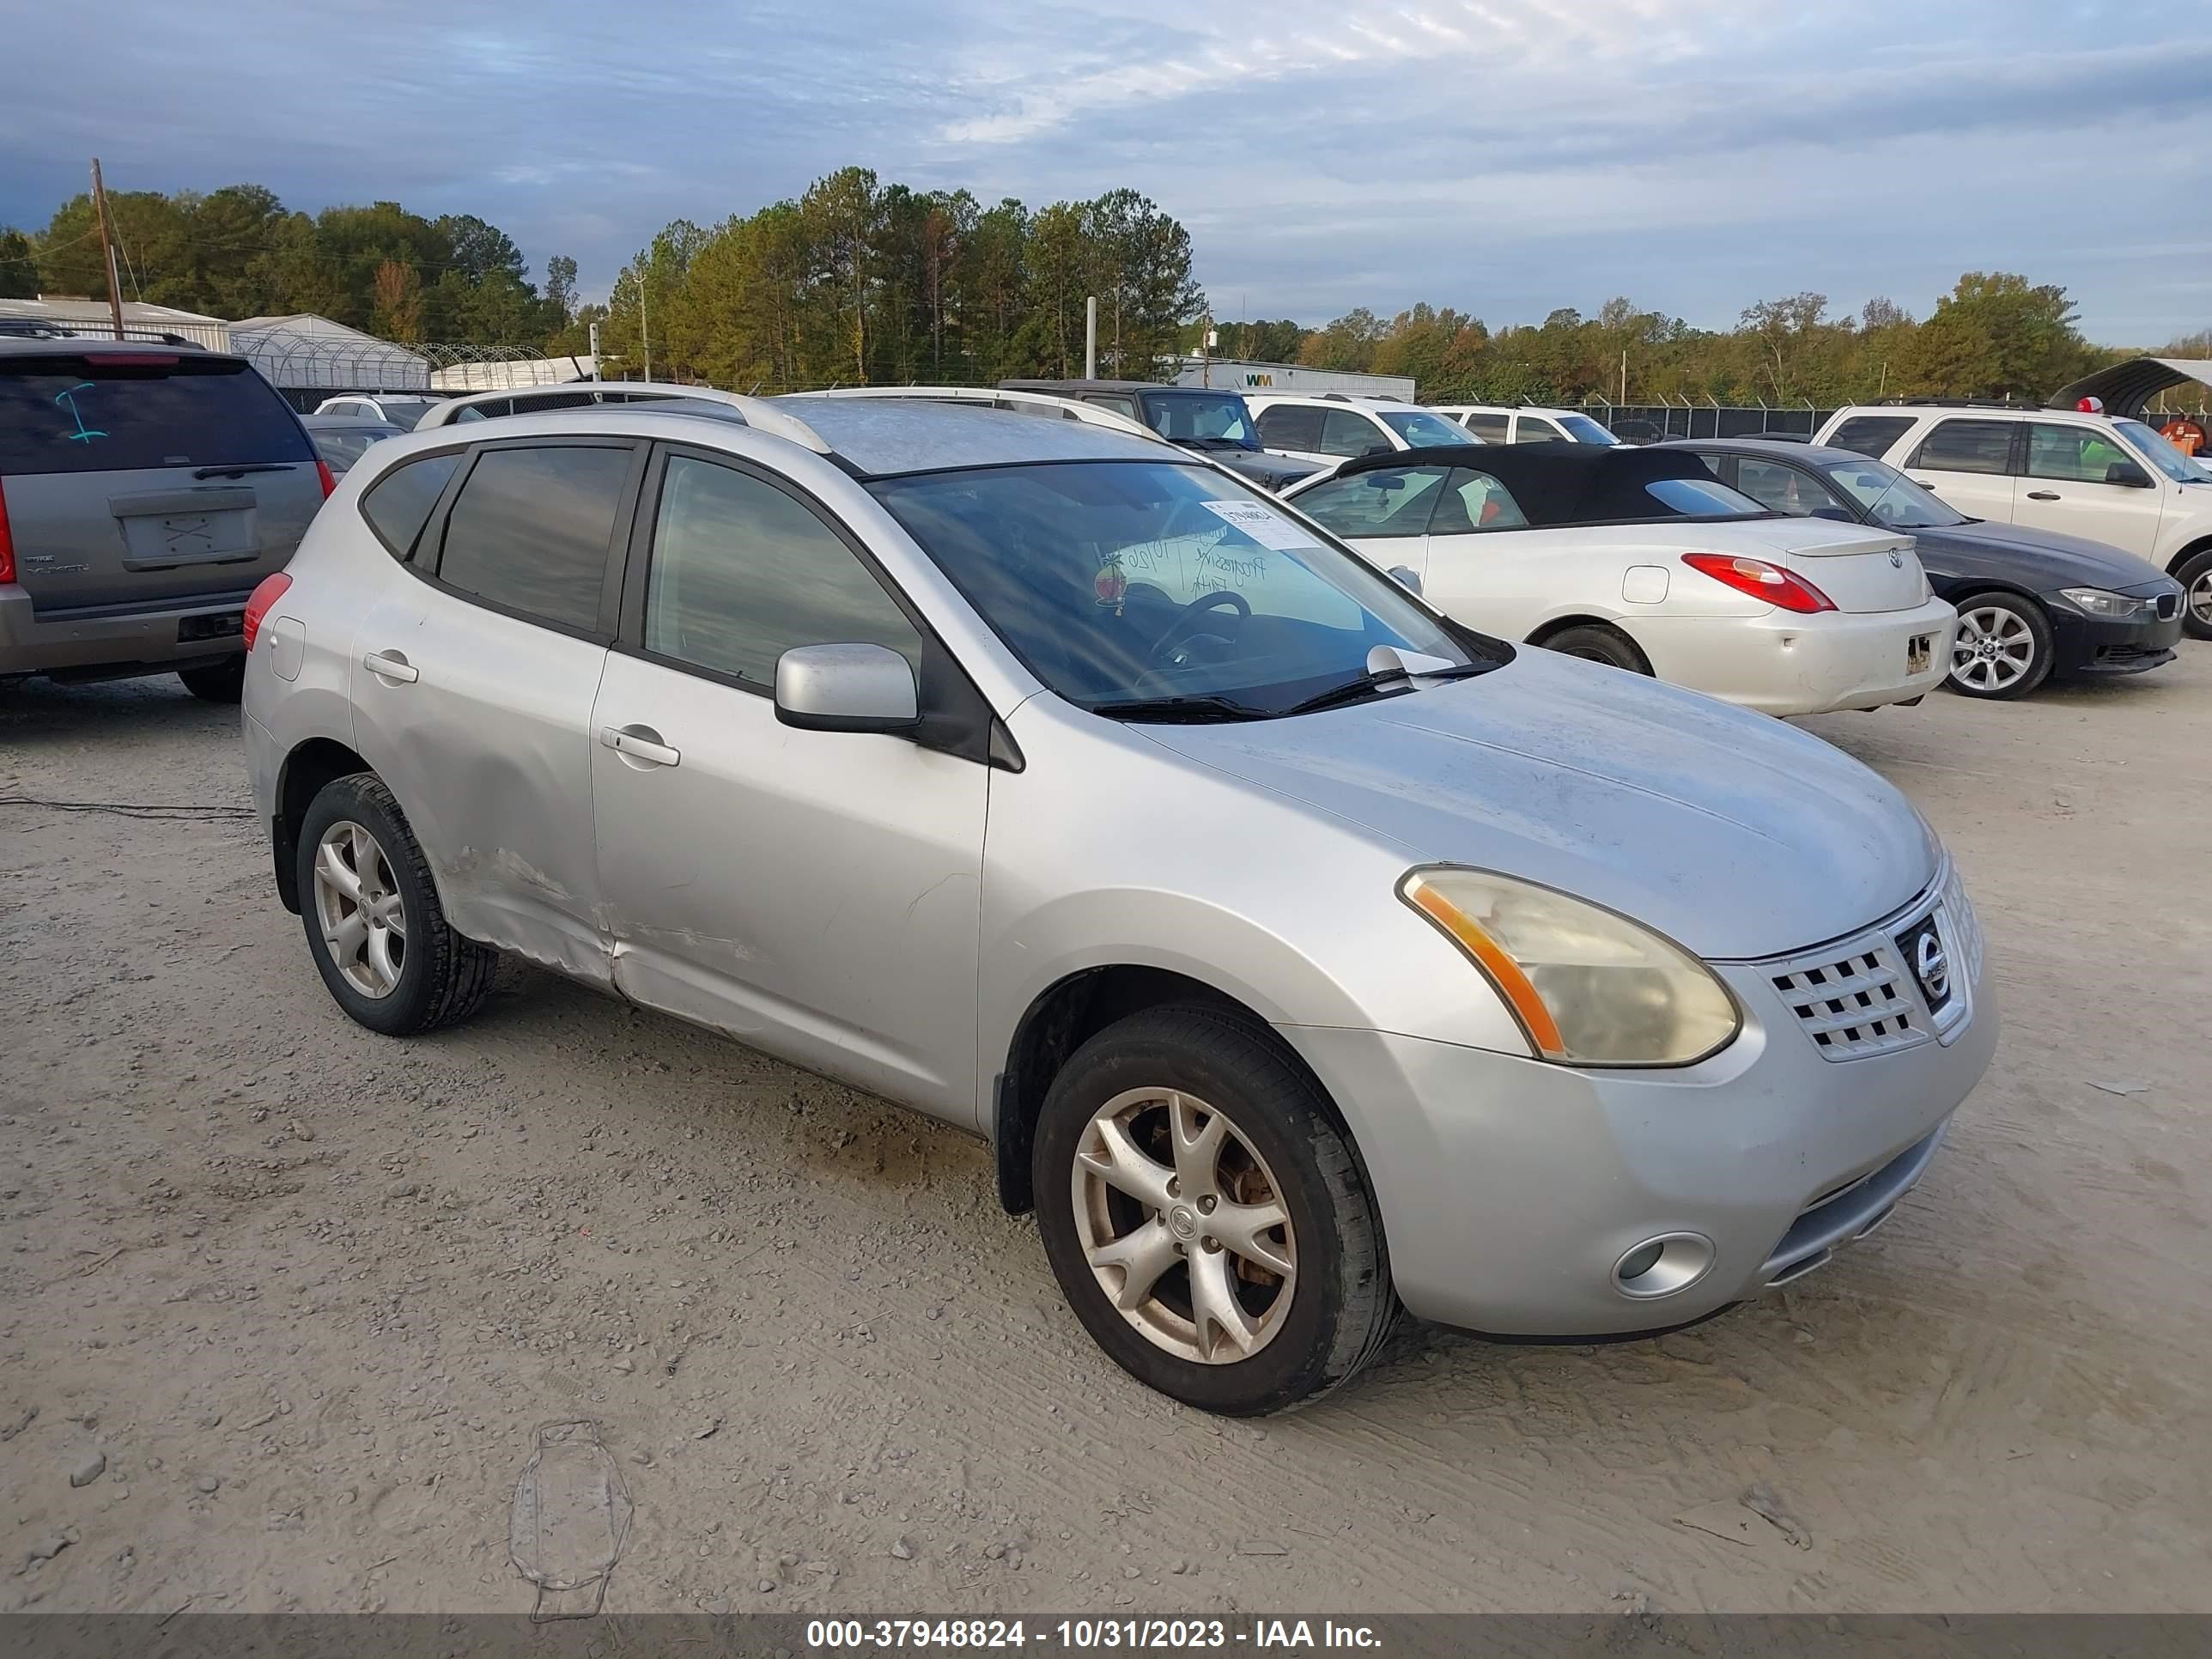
[1631, 594, 1959, 716]
[1281, 868, 1996, 1336]
[2045, 589, 2185, 678]
[0, 583, 251, 681]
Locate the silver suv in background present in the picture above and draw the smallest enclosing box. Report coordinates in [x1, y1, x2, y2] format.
[2, 338, 331, 702]
[242, 394, 1993, 1413]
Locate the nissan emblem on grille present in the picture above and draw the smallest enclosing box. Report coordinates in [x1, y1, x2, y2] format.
[1914, 928, 1949, 1003]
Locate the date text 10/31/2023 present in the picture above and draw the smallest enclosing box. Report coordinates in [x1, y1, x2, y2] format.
[805, 1620, 1384, 1650]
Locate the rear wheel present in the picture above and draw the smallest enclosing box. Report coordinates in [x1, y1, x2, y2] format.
[1540, 623, 1651, 675]
[2176, 547, 2212, 641]
[178, 659, 246, 702]
[296, 772, 496, 1036]
[1947, 592, 2051, 699]
[1032, 1005, 1397, 1414]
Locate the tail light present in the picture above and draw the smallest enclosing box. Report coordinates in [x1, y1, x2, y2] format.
[242, 572, 293, 651]
[316, 459, 337, 499]
[1681, 553, 1836, 615]
[0, 477, 15, 586]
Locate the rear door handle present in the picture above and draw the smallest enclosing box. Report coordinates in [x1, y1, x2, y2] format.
[2026, 490, 2060, 501]
[362, 650, 418, 684]
[599, 724, 681, 768]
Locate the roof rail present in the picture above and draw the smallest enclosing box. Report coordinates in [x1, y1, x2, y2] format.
[792, 385, 1169, 446]
[1869, 397, 2028, 410]
[414, 381, 831, 453]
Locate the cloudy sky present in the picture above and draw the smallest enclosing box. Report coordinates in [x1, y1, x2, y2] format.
[4, 1, 2209, 341]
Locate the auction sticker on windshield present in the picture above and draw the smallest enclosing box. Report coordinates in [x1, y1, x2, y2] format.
[1199, 498, 1322, 550]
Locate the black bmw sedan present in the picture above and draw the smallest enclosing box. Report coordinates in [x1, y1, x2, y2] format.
[1670, 438, 2186, 699]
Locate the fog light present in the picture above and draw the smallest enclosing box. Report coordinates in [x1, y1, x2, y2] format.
[1613, 1232, 1716, 1299]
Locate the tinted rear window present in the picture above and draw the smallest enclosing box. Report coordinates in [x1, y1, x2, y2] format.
[1825, 416, 1916, 459]
[1910, 419, 2015, 476]
[360, 450, 463, 560]
[0, 354, 312, 474]
[432, 445, 631, 633]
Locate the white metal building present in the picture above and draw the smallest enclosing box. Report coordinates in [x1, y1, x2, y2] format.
[429, 355, 597, 392]
[1171, 356, 1416, 401]
[228, 314, 432, 392]
[0, 295, 231, 350]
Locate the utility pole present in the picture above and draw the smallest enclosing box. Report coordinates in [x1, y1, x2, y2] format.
[90, 158, 125, 341]
[640, 276, 652, 384]
[1620, 349, 1628, 405]
[1084, 295, 1097, 380]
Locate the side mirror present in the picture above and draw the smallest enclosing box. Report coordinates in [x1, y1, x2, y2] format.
[1363, 442, 1394, 458]
[775, 643, 919, 734]
[1387, 565, 1423, 595]
[2106, 459, 2152, 488]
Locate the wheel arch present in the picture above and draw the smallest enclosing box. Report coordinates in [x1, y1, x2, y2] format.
[1526, 613, 1656, 672]
[271, 737, 374, 914]
[2165, 534, 2212, 579]
[990, 964, 1364, 1217]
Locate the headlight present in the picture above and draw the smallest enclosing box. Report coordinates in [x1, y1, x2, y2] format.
[2058, 586, 2142, 618]
[1399, 867, 1741, 1067]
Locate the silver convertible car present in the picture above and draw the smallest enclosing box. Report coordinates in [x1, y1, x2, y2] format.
[239, 392, 1996, 1413]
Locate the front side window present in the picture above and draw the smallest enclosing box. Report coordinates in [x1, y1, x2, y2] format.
[1818, 456, 1967, 528]
[434, 445, 631, 632]
[1463, 411, 1510, 441]
[2027, 422, 2133, 484]
[1317, 408, 1389, 459]
[2112, 419, 2202, 483]
[644, 454, 921, 687]
[360, 450, 462, 560]
[1378, 409, 1479, 447]
[870, 460, 1473, 714]
[1292, 466, 1449, 539]
[1826, 415, 1916, 459]
[1734, 458, 1841, 516]
[1085, 394, 1139, 420]
[1513, 417, 1566, 444]
[1910, 419, 2014, 475]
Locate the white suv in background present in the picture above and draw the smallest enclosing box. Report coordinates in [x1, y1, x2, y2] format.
[1430, 404, 1622, 446]
[1816, 404, 2212, 637]
[1246, 393, 1482, 467]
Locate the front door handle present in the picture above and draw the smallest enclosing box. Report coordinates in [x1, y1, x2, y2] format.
[599, 724, 681, 769]
[362, 650, 418, 684]
[2026, 489, 2061, 501]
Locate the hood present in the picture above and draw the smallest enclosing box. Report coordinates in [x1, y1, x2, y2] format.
[1136, 651, 1937, 960]
[1201, 446, 1327, 491]
[1908, 518, 2174, 590]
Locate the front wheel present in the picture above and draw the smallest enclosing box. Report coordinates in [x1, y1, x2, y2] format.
[1032, 1005, 1397, 1414]
[1947, 592, 2052, 699]
[2176, 547, 2212, 641]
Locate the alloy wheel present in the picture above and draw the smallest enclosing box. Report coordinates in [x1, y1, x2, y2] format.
[312, 819, 407, 999]
[1070, 1087, 1297, 1364]
[1950, 605, 2038, 693]
[2191, 568, 2212, 629]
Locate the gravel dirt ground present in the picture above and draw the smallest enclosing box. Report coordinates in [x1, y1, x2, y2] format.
[3, 653, 2208, 1618]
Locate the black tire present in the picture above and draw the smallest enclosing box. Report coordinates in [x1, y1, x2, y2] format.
[1032, 1004, 1397, 1415]
[178, 658, 246, 702]
[1946, 590, 2053, 700]
[295, 772, 496, 1036]
[2175, 546, 2212, 642]
[1540, 623, 1651, 674]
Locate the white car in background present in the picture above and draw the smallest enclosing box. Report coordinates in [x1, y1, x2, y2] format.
[1283, 442, 1957, 716]
[1815, 402, 2212, 638]
[313, 393, 440, 430]
[1247, 392, 1483, 468]
[1429, 404, 1622, 446]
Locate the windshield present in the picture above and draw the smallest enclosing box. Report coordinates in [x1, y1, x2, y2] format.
[2114, 419, 2203, 483]
[1817, 455, 1966, 528]
[1556, 413, 1620, 445]
[869, 460, 1474, 717]
[1144, 392, 1258, 448]
[1379, 409, 1479, 447]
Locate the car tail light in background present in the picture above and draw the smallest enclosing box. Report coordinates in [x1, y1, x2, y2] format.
[0, 477, 15, 585]
[242, 572, 293, 651]
[316, 459, 337, 499]
[1681, 553, 1837, 615]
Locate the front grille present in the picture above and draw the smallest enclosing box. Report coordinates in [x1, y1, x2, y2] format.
[1771, 943, 1920, 1058]
[1762, 864, 1978, 1061]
